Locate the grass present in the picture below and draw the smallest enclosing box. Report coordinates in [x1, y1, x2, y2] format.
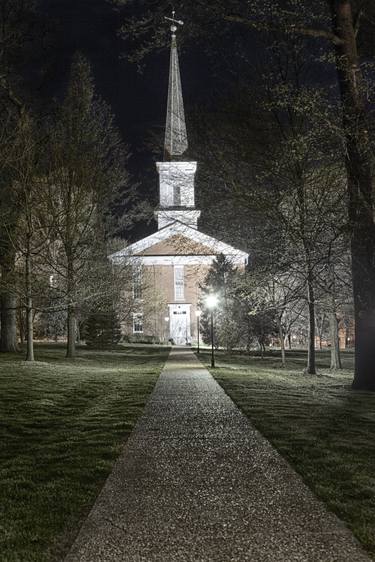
[0, 343, 169, 562]
[199, 348, 375, 558]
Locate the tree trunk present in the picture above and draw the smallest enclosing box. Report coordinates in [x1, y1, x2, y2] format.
[331, 1, 375, 390]
[66, 256, 76, 358]
[1, 293, 18, 352]
[306, 274, 316, 374]
[258, 340, 264, 359]
[25, 247, 34, 362]
[18, 309, 25, 345]
[288, 333, 292, 349]
[330, 311, 342, 370]
[246, 317, 251, 354]
[278, 318, 286, 367]
[316, 313, 325, 350]
[76, 321, 81, 345]
[0, 253, 18, 352]
[66, 305, 76, 358]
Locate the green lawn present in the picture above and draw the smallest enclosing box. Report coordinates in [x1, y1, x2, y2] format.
[0, 344, 169, 562]
[200, 349, 375, 558]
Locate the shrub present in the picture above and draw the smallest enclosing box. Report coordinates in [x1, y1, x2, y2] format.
[84, 310, 122, 348]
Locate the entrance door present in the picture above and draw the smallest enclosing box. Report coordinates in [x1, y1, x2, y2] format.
[169, 304, 191, 345]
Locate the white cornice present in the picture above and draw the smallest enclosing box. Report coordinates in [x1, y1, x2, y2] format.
[109, 222, 248, 263]
[114, 254, 247, 266]
[156, 161, 197, 172]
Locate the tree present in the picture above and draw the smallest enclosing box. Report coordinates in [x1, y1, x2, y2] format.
[221, 1, 375, 384]
[84, 309, 122, 348]
[194, 51, 348, 374]
[200, 254, 241, 351]
[329, 2, 375, 389]
[44, 53, 129, 358]
[5, 113, 49, 361]
[0, 0, 47, 352]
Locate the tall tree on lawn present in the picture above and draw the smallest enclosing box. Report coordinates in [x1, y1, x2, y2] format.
[45, 53, 128, 358]
[0, 0, 34, 352]
[329, 1, 375, 389]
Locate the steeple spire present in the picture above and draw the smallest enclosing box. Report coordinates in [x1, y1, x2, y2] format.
[155, 13, 200, 230]
[164, 12, 188, 159]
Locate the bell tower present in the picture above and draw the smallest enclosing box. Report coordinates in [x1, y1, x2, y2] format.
[155, 13, 200, 230]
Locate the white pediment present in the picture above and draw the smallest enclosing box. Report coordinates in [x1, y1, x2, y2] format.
[109, 222, 248, 266]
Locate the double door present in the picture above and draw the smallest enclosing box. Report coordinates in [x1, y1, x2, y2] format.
[169, 304, 191, 345]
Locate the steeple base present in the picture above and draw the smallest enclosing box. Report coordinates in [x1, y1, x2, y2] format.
[156, 160, 200, 230]
[156, 209, 201, 230]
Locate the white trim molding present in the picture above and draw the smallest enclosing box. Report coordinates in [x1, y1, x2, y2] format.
[109, 222, 249, 265]
[122, 254, 246, 267]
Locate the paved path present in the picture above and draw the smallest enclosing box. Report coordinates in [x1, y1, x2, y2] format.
[65, 348, 371, 562]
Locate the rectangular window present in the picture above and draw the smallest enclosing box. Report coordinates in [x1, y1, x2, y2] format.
[132, 266, 142, 299]
[174, 265, 184, 300]
[173, 185, 181, 206]
[133, 313, 143, 334]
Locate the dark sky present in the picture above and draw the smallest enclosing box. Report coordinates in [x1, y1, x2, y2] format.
[41, 0, 218, 239]
[36, 1, 336, 250]
[42, 1, 212, 154]
[43, 1, 165, 149]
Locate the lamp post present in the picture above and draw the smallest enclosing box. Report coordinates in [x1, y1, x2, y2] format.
[164, 316, 169, 343]
[195, 309, 202, 353]
[205, 294, 218, 368]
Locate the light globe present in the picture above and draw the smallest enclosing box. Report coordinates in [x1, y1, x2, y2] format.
[205, 294, 218, 309]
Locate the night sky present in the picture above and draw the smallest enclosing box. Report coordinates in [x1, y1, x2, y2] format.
[40, 1, 219, 240]
[41, 0, 164, 237]
[35, 1, 268, 250]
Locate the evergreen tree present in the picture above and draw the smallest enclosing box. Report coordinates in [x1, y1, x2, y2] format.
[200, 254, 240, 351]
[84, 309, 122, 349]
[44, 53, 129, 359]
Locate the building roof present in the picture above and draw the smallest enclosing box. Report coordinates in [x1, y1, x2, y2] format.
[109, 221, 248, 265]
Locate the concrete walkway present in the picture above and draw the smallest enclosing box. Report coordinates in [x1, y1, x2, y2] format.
[65, 348, 371, 562]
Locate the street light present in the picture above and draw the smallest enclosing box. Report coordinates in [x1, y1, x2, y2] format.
[164, 316, 169, 343]
[205, 294, 219, 368]
[195, 309, 202, 353]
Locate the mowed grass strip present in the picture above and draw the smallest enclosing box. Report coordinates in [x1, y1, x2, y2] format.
[201, 349, 375, 558]
[0, 344, 169, 562]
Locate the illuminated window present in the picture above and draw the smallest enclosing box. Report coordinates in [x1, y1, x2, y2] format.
[174, 265, 184, 300]
[133, 313, 143, 334]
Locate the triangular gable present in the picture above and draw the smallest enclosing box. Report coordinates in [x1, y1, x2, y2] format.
[110, 222, 248, 262]
[141, 234, 215, 256]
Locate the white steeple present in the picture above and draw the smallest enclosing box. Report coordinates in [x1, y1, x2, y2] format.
[155, 13, 200, 231]
[164, 14, 188, 158]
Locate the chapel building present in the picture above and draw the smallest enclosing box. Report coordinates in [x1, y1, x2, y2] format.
[110, 18, 248, 345]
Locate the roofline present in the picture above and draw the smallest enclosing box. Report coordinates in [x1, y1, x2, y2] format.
[109, 222, 248, 260]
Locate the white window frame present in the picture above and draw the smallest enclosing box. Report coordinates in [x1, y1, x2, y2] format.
[174, 265, 184, 301]
[133, 313, 143, 334]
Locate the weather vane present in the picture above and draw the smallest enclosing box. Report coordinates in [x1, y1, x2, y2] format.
[164, 9, 184, 36]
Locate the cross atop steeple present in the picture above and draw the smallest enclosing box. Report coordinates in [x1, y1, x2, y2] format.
[164, 11, 188, 159]
[164, 10, 184, 33]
